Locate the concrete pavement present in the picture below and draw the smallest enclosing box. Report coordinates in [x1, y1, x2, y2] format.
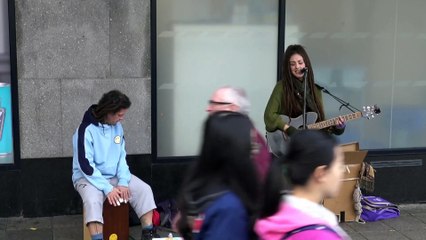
[1, 204, 426, 239]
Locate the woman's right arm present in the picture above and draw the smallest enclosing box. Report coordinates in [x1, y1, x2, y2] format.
[264, 81, 287, 132]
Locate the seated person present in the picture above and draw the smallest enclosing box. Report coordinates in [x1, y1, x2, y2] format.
[72, 90, 158, 240]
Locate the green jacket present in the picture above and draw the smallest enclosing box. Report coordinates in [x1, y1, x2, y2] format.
[264, 80, 344, 135]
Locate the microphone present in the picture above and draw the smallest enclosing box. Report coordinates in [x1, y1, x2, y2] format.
[300, 67, 308, 74]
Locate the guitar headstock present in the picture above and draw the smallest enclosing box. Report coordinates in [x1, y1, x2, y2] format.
[362, 105, 381, 119]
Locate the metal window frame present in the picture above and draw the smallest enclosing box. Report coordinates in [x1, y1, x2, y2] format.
[0, 0, 20, 170]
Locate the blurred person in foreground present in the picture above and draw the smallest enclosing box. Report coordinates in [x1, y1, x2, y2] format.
[255, 130, 351, 240]
[176, 111, 260, 240]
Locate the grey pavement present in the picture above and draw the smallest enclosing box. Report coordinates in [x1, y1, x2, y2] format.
[0, 215, 175, 240]
[1, 204, 426, 239]
[341, 204, 426, 240]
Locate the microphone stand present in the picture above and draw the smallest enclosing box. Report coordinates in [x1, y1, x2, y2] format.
[315, 84, 361, 113]
[302, 69, 308, 129]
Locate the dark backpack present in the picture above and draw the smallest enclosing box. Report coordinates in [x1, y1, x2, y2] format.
[128, 199, 179, 228]
[156, 199, 179, 228]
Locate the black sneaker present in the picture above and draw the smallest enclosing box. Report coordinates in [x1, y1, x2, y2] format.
[141, 227, 161, 240]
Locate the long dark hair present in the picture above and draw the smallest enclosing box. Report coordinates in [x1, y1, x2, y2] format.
[260, 130, 338, 218]
[93, 90, 131, 122]
[281, 44, 325, 121]
[177, 111, 260, 239]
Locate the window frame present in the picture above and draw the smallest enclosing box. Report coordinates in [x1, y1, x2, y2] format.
[0, 0, 20, 170]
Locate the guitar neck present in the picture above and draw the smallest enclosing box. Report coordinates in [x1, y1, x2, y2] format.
[307, 112, 362, 130]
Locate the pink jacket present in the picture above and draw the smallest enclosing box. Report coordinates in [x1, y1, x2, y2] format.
[255, 196, 350, 240]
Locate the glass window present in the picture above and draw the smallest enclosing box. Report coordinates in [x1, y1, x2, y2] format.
[156, 0, 279, 157]
[285, 0, 426, 149]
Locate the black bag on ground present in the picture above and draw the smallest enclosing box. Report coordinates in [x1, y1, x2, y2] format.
[156, 199, 178, 228]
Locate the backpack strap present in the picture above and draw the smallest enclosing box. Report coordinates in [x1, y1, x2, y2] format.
[281, 224, 338, 240]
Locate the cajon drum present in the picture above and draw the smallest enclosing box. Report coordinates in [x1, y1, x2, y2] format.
[83, 200, 129, 240]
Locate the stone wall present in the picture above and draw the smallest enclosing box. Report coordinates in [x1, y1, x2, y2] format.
[15, 0, 151, 158]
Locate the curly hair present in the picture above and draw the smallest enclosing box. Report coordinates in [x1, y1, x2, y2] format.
[92, 90, 131, 123]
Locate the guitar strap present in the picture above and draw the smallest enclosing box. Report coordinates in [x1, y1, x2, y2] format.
[281, 224, 339, 239]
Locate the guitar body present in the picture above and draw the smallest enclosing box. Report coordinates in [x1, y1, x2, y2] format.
[266, 112, 318, 157]
[265, 105, 380, 157]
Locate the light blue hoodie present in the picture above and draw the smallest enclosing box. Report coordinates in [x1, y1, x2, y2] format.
[72, 105, 131, 196]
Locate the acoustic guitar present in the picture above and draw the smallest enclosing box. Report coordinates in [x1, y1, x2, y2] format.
[266, 105, 381, 157]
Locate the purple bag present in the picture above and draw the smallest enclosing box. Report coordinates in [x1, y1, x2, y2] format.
[361, 196, 400, 222]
